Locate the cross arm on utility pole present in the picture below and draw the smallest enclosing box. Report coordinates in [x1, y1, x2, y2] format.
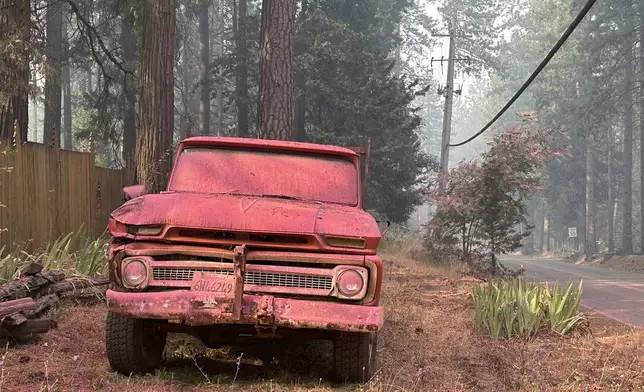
[436, 24, 471, 173]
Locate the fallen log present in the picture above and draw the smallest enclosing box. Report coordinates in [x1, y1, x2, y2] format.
[0, 271, 66, 301]
[2, 313, 27, 327]
[0, 297, 36, 318]
[20, 262, 43, 276]
[22, 294, 59, 319]
[35, 276, 109, 296]
[0, 319, 57, 338]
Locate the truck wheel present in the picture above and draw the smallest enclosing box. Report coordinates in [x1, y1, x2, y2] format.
[332, 332, 377, 383]
[105, 312, 167, 375]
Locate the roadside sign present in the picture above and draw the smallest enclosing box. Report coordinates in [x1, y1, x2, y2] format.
[568, 227, 577, 238]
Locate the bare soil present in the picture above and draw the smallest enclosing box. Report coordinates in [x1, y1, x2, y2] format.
[0, 257, 643, 391]
[599, 255, 644, 275]
[566, 252, 644, 275]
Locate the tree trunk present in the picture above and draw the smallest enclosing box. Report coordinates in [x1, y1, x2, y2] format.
[544, 215, 549, 252]
[62, 12, 72, 150]
[640, 5, 644, 254]
[31, 63, 38, 141]
[234, 0, 249, 137]
[0, 0, 30, 144]
[293, 0, 308, 142]
[608, 124, 614, 253]
[121, 8, 137, 167]
[623, 18, 634, 255]
[585, 138, 596, 256]
[216, 1, 224, 135]
[538, 211, 544, 253]
[257, 0, 296, 140]
[393, 21, 402, 76]
[44, 0, 63, 146]
[199, 0, 210, 135]
[136, 0, 176, 193]
[86, 69, 93, 94]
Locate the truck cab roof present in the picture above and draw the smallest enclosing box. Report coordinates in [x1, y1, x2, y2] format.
[180, 136, 360, 159]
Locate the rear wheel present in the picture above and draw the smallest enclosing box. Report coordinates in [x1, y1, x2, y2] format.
[105, 312, 167, 375]
[332, 332, 377, 383]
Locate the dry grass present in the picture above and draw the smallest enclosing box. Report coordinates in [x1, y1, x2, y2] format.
[0, 245, 642, 391]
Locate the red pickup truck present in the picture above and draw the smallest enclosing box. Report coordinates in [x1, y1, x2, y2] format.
[105, 137, 386, 382]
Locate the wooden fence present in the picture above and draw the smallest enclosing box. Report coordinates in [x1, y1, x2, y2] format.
[0, 138, 134, 253]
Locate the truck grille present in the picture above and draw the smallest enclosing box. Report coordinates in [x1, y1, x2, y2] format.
[152, 267, 333, 290]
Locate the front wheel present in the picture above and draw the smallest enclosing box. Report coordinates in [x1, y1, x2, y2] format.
[105, 312, 167, 375]
[332, 332, 377, 383]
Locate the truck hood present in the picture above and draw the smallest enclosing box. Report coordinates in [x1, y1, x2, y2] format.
[110, 192, 381, 239]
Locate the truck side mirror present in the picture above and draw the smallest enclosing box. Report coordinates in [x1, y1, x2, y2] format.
[123, 184, 147, 202]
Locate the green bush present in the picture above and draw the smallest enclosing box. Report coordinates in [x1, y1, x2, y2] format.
[0, 247, 21, 283]
[24, 228, 108, 276]
[473, 278, 584, 339]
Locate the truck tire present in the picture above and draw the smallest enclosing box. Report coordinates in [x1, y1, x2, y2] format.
[332, 332, 377, 383]
[105, 312, 167, 375]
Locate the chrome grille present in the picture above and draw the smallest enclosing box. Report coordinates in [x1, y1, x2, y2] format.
[152, 267, 333, 290]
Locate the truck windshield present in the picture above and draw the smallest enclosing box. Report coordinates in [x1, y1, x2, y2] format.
[168, 147, 359, 205]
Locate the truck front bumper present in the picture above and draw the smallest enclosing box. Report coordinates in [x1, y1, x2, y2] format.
[106, 289, 384, 333]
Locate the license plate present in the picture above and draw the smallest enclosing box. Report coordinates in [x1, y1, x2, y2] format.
[191, 272, 235, 298]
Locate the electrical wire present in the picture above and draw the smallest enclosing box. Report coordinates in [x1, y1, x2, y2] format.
[448, 0, 599, 147]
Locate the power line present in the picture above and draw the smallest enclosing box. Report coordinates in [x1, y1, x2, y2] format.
[448, 0, 599, 148]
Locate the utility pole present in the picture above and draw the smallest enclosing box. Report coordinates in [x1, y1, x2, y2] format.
[439, 22, 455, 173]
[432, 16, 469, 172]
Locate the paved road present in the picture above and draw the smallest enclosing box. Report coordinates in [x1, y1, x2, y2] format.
[500, 256, 644, 328]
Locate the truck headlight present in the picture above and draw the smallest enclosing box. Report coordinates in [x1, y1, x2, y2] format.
[122, 258, 149, 288]
[336, 268, 366, 298]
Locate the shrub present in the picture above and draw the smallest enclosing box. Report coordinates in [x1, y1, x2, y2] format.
[0, 247, 21, 283]
[23, 228, 108, 276]
[473, 278, 584, 339]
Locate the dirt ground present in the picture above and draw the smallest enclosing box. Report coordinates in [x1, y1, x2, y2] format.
[565, 252, 644, 275]
[597, 255, 644, 275]
[0, 256, 643, 392]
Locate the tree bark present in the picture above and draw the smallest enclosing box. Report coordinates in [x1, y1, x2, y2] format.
[216, 1, 224, 135]
[608, 124, 614, 253]
[623, 17, 634, 255]
[136, 0, 176, 193]
[86, 68, 93, 94]
[0, 271, 66, 301]
[36, 276, 109, 296]
[257, 0, 296, 140]
[544, 214, 549, 252]
[199, 0, 211, 135]
[121, 7, 137, 167]
[62, 12, 72, 150]
[640, 5, 644, 254]
[31, 64, 38, 140]
[234, 0, 249, 137]
[293, 0, 308, 142]
[585, 138, 596, 256]
[0, 0, 30, 144]
[538, 209, 544, 253]
[44, 0, 63, 147]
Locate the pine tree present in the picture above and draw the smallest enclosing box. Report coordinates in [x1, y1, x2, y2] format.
[257, 0, 296, 140]
[136, 0, 177, 193]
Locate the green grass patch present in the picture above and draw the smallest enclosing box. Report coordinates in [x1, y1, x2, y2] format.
[473, 278, 584, 339]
